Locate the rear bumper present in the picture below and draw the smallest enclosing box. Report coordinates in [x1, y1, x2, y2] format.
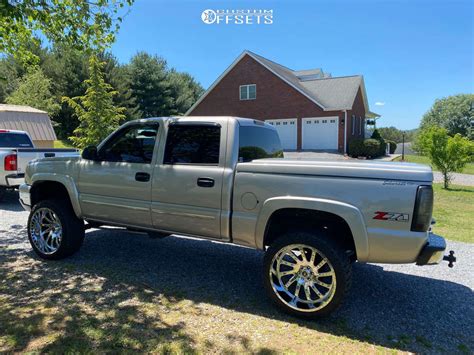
[19, 183, 32, 211]
[5, 173, 25, 187]
[416, 234, 446, 265]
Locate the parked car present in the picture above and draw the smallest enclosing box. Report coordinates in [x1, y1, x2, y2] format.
[0, 129, 79, 200]
[18, 117, 455, 318]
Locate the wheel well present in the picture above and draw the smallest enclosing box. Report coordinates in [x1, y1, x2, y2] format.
[263, 208, 357, 258]
[31, 181, 71, 207]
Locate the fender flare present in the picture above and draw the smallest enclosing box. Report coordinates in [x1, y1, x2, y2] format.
[255, 196, 369, 262]
[30, 173, 82, 218]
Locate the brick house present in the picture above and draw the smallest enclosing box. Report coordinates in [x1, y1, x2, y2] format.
[186, 50, 379, 153]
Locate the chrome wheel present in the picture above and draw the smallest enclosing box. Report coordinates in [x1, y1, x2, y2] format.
[269, 244, 337, 312]
[29, 207, 62, 255]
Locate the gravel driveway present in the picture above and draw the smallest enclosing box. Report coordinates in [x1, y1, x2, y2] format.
[433, 172, 474, 187]
[1, 190, 473, 353]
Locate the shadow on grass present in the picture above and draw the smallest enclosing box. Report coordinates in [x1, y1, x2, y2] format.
[1, 225, 472, 353]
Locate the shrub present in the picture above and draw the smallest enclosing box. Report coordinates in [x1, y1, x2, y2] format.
[348, 138, 365, 157]
[364, 139, 381, 157]
[371, 129, 387, 156]
[387, 140, 397, 154]
[371, 129, 382, 140]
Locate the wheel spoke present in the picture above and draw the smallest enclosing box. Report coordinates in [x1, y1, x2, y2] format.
[317, 272, 335, 278]
[284, 275, 297, 289]
[314, 279, 331, 289]
[29, 207, 62, 255]
[314, 258, 327, 270]
[304, 284, 312, 301]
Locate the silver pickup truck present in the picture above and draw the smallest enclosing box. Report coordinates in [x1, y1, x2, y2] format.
[18, 117, 455, 318]
[0, 129, 79, 200]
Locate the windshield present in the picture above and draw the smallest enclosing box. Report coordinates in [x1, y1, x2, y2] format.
[0, 132, 34, 148]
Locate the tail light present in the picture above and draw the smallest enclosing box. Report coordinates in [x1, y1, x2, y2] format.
[4, 154, 17, 171]
[411, 185, 434, 232]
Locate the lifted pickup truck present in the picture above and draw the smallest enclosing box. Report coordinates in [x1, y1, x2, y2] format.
[19, 117, 455, 318]
[0, 129, 79, 200]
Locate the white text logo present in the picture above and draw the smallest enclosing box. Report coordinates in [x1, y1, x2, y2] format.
[201, 9, 273, 25]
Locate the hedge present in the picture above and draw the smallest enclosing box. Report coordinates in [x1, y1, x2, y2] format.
[348, 138, 381, 158]
[386, 140, 397, 154]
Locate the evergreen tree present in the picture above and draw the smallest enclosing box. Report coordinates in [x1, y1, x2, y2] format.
[128, 52, 173, 117]
[63, 56, 125, 148]
[168, 70, 204, 115]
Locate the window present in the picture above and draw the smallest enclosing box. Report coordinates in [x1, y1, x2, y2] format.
[330, 119, 336, 123]
[359, 117, 363, 135]
[0, 132, 33, 148]
[352, 115, 355, 135]
[239, 126, 283, 162]
[239, 84, 256, 100]
[164, 124, 220, 165]
[322, 120, 327, 123]
[99, 123, 158, 163]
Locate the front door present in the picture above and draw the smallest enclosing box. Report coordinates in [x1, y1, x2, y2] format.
[151, 122, 226, 239]
[78, 122, 160, 228]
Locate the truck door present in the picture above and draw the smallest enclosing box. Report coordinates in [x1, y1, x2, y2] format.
[151, 121, 226, 239]
[78, 122, 160, 228]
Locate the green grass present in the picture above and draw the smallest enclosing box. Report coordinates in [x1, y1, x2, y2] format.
[433, 184, 474, 243]
[53, 140, 74, 149]
[393, 155, 474, 175]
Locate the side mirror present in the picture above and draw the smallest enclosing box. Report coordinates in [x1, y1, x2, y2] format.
[82, 146, 99, 161]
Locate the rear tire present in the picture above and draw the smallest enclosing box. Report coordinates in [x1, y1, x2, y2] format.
[28, 199, 84, 260]
[263, 230, 352, 319]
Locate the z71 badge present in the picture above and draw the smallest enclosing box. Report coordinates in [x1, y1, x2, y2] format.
[373, 211, 409, 222]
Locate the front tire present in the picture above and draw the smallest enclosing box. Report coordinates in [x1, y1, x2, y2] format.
[263, 231, 352, 319]
[28, 199, 84, 260]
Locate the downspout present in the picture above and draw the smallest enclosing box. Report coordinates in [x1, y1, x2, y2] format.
[343, 110, 347, 154]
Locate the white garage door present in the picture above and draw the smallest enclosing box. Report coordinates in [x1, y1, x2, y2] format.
[302, 117, 339, 150]
[265, 119, 297, 150]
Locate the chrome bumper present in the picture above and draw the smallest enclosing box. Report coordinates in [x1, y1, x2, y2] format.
[5, 173, 25, 187]
[19, 183, 32, 211]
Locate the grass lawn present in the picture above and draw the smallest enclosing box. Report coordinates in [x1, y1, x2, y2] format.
[433, 184, 473, 243]
[393, 155, 474, 175]
[53, 140, 74, 149]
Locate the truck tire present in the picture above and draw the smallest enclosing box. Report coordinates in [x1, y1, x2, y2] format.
[263, 230, 352, 319]
[27, 199, 84, 260]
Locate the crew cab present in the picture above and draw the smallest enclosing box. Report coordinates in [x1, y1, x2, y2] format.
[0, 129, 79, 200]
[18, 117, 454, 318]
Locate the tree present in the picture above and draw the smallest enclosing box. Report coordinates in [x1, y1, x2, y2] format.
[0, 0, 134, 65]
[128, 52, 174, 117]
[168, 70, 204, 115]
[417, 127, 473, 188]
[420, 94, 474, 140]
[63, 56, 125, 149]
[6, 67, 60, 115]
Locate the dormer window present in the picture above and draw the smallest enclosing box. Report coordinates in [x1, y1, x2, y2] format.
[240, 84, 256, 100]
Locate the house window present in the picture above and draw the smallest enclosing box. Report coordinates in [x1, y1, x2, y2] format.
[322, 120, 327, 123]
[359, 117, 362, 135]
[239, 84, 256, 100]
[315, 120, 319, 123]
[330, 119, 336, 123]
[290, 121, 295, 125]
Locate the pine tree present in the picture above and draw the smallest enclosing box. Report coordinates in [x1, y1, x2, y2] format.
[63, 55, 125, 149]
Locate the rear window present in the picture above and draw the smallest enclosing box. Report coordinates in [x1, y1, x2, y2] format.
[239, 126, 283, 162]
[0, 132, 34, 148]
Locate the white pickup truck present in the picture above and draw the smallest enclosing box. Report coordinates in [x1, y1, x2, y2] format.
[18, 117, 455, 318]
[0, 129, 79, 200]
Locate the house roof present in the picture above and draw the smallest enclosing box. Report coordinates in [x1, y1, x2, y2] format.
[186, 50, 375, 115]
[0, 104, 57, 141]
[0, 104, 47, 114]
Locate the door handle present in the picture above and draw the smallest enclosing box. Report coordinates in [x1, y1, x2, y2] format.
[44, 153, 55, 158]
[135, 172, 150, 182]
[197, 177, 215, 188]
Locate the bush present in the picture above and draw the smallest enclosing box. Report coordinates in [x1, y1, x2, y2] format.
[348, 138, 365, 157]
[364, 139, 381, 157]
[387, 140, 397, 154]
[371, 129, 387, 156]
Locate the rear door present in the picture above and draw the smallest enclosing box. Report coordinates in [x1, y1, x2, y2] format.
[78, 122, 160, 228]
[151, 121, 226, 239]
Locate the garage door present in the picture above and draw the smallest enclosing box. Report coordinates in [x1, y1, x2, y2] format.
[302, 117, 339, 150]
[265, 119, 297, 150]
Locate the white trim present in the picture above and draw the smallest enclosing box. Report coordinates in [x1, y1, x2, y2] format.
[343, 110, 347, 153]
[239, 84, 256, 100]
[185, 50, 326, 115]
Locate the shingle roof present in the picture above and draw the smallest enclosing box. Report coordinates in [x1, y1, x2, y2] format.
[0, 104, 47, 114]
[247, 51, 365, 111]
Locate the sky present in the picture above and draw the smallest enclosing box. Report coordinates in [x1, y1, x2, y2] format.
[112, 0, 473, 130]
